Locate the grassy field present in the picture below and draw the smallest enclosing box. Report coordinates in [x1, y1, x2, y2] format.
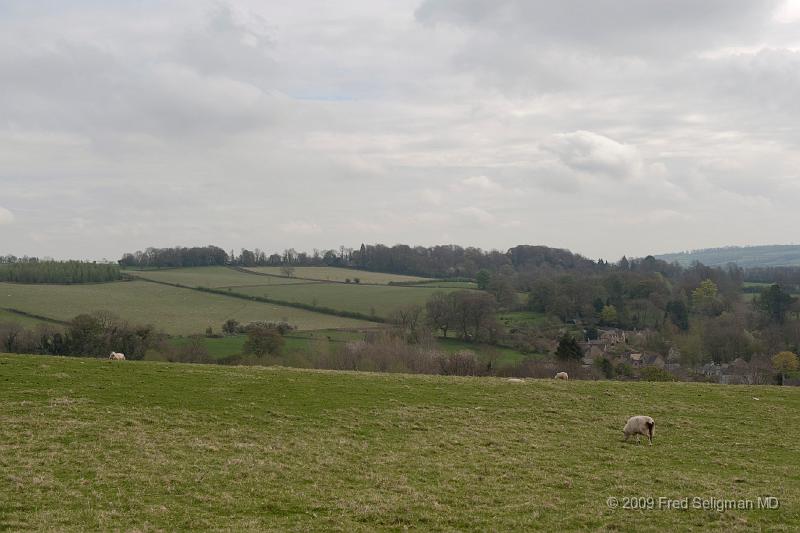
[170, 330, 366, 360]
[0, 308, 57, 328]
[244, 266, 431, 285]
[170, 332, 533, 369]
[126, 266, 312, 288]
[1, 354, 798, 530]
[229, 282, 454, 318]
[0, 281, 374, 334]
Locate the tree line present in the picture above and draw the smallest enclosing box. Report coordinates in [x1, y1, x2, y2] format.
[0, 260, 121, 283]
[0, 312, 160, 359]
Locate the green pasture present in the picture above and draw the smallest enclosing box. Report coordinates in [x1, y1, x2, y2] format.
[244, 266, 431, 284]
[0, 281, 374, 335]
[1, 354, 798, 530]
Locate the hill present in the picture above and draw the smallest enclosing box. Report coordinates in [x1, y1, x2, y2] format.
[656, 245, 800, 268]
[0, 279, 373, 334]
[1, 354, 797, 530]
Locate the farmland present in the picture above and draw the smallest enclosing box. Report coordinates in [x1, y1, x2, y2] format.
[1, 353, 798, 531]
[170, 331, 532, 369]
[127, 266, 311, 288]
[243, 266, 431, 284]
[0, 281, 373, 335]
[229, 282, 453, 318]
[0, 308, 55, 328]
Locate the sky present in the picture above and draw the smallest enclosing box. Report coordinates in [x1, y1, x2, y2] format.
[2, 0, 800, 262]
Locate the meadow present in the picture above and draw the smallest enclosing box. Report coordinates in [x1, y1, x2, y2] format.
[1, 353, 798, 531]
[127, 266, 311, 288]
[170, 331, 533, 369]
[0, 308, 54, 328]
[243, 266, 431, 284]
[228, 282, 454, 318]
[0, 281, 373, 335]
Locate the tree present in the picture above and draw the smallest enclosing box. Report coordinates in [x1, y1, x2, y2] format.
[772, 351, 799, 385]
[555, 333, 582, 361]
[391, 304, 426, 344]
[476, 269, 491, 290]
[426, 292, 455, 338]
[280, 264, 296, 277]
[600, 305, 618, 326]
[595, 357, 614, 379]
[665, 300, 689, 331]
[756, 284, 796, 324]
[242, 324, 284, 356]
[691, 279, 722, 316]
[222, 318, 239, 335]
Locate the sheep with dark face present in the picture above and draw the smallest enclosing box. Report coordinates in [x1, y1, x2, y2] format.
[623, 415, 655, 445]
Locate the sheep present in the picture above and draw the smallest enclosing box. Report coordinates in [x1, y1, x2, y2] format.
[554, 372, 569, 380]
[506, 378, 525, 383]
[623, 415, 655, 445]
[109, 352, 126, 361]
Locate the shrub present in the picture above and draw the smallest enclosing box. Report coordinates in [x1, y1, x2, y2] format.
[639, 366, 677, 382]
[242, 324, 284, 356]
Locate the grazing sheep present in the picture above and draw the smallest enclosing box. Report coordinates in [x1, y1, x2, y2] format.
[109, 352, 126, 361]
[506, 378, 524, 383]
[554, 372, 569, 380]
[623, 415, 655, 445]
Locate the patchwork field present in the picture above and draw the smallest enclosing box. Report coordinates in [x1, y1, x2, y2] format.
[1, 354, 798, 530]
[0, 281, 374, 334]
[244, 266, 431, 284]
[0, 308, 56, 328]
[230, 282, 455, 318]
[126, 266, 311, 288]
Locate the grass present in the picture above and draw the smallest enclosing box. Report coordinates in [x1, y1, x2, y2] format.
[125, 266, 312, 288]
[1, 353, 798, 530]
[229, 283, 456, 318]
[170, 330, 366, 360]
[244, 266, 431, 285]
[0, 308, 57, 328]
[436, 337, 537, 367]
[498, 310, 552, 329]
[0, 281, 375, 335]
[169, 332, 534, 369]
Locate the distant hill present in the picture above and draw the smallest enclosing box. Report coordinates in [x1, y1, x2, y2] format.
[656, 245, 800, 268]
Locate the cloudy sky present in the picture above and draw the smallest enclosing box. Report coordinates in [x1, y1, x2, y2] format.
[2, 0, 800, 261]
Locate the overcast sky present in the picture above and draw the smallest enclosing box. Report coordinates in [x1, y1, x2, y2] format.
[2, 1, 800, 262]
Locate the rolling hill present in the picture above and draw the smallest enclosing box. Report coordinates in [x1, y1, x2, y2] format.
[655, 245, 800, 268]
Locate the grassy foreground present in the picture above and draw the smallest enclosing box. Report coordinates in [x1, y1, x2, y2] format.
[1, 354, 798, 531]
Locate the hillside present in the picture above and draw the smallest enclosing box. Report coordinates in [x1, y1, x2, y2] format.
[1, 354, 798, 530]
[656, 245, 800, 268]
[0, 279, 373, 334]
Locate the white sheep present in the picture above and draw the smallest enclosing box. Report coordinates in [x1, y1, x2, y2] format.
[554, 372, 569, 380]
[109, 351, 126, 360]
[623, 415, 655, 445]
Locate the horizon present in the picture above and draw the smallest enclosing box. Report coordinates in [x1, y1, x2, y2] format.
[3, 1, 800, 261]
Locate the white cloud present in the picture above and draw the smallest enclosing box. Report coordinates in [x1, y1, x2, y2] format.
[278, 221, 322, 235]
[461, 175, 502, 191]
[456, 206, 495, 224]
[1, 0, 799, 260]
[0, 207, 14, 225]
[543, 131, 643, 180]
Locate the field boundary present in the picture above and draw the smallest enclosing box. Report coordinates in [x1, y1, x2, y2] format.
[0, 307, 69, 325]
[230, 266, 475, 290]
[131, 275, 387, 324]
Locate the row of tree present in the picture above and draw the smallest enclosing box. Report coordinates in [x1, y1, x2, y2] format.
[0, 261, 121, 283]
[0, 312, 160, 359]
